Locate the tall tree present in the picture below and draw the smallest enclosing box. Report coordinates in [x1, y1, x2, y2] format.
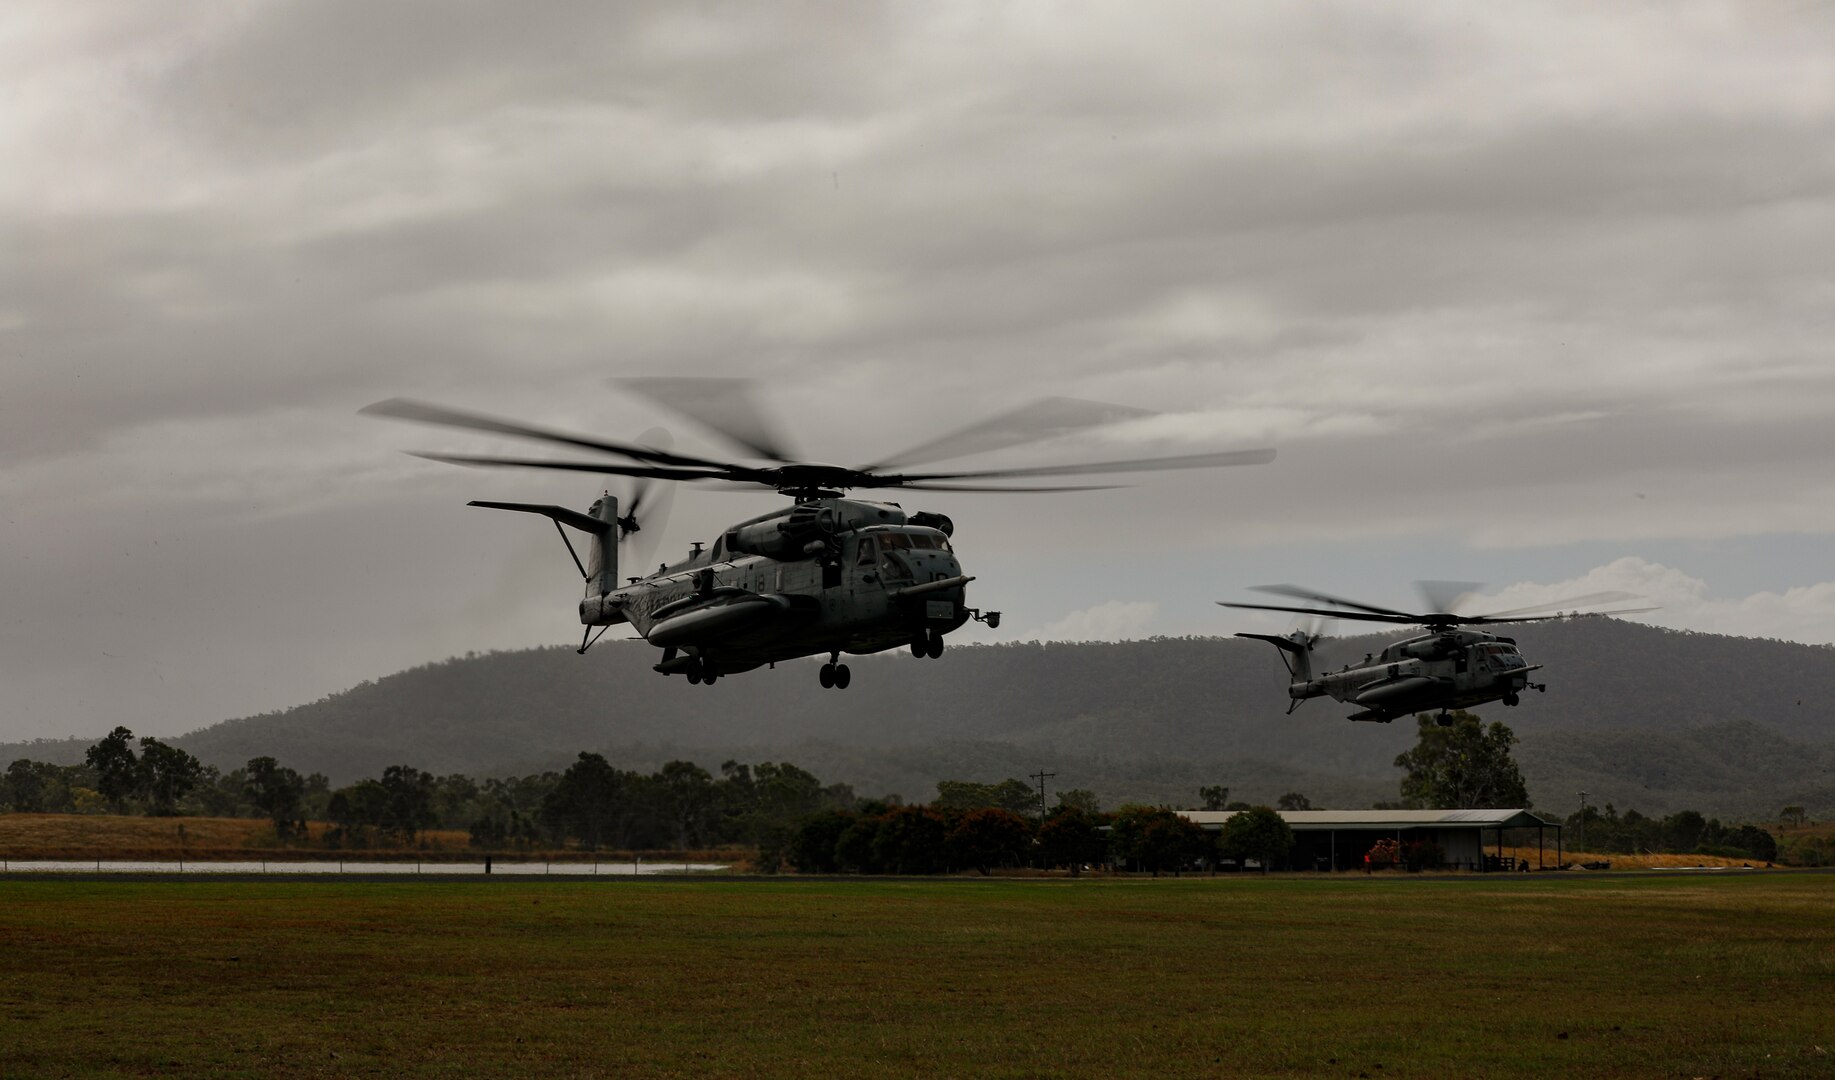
[1110, 805, 1208, 876]
[1037, 808, 1102, 876]
[1218, 806, 1294, 873]
[137, 738, 204, 816]
[542, 753, 625, 850]
[245, 756, 307, 839]
[1277, 792, 1314, 811]
[657, 760, 718, 848]
[1198, 785, 1231, 811]
[378, 765, 437, 841]
[3, 759, 65, 813]
[84, 726, 140, 812]
[1393, 712, 1529, 809]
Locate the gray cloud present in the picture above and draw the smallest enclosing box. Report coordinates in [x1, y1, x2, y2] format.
[5, 1, 1835, 738]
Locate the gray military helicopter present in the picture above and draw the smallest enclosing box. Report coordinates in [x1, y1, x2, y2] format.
[1221, 582, 1648, 723]
[366, 379, 1274, 688]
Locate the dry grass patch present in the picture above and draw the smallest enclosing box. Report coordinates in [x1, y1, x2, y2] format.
[1, 875, 1831, 1079]
[1496, 844, 1763, 869]
[0, 813, 751, 865]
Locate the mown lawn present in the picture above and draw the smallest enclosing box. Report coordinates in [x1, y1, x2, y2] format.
[1, 874, 1831, 1078]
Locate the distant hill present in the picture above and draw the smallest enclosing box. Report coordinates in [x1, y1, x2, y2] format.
[7, 619, 1833, 818]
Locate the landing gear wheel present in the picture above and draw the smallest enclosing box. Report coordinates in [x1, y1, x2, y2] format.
[1502, 692, 1519, 706]
[833, 663, 851, 689]
[686, 668, 702, 685]
[1435, 711, 1453, 727]
[819, 663, 836, 689]
[703, 669, 719, 686]
[924, 634, 945, 659]
[911, 636, 926, 658]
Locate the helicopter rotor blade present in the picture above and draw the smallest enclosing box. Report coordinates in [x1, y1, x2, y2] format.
[1244, 584, 1421, 621]
[1466, 590, 1646, 621]
[1217, 600, 1423, 626]
[1415, 580, 1483, 616]
[890, 447, 1275, 483]
[407, 451, 761, 484]
[861, 397, 1157, 472]
[360, 398, 743, 472]
[889, 481, 1125, 493]
[1462, 603, 1659, 625]
[615, 377, 800, 463]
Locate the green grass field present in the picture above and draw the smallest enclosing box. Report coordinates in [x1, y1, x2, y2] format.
[2, 875, 1831, 1079]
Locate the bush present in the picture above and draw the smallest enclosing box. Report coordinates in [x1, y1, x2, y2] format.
[1403, 840, 1444, 872]
[1037, 809, 1104, 875]
[1776, 836, 1834, 868]
[945, 808, 1033, 875]
[790, 809, 857, 874]
[871, 806, 949, 874]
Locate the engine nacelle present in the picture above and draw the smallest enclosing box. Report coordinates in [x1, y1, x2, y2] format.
[725, 503, 841, 560]
[909, 511, 954, 536]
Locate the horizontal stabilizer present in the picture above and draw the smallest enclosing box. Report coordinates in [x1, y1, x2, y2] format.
[468, 501, 610, 534]
[1236, 632, 1308, 655]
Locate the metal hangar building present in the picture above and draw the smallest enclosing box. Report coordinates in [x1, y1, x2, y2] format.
[1178, 808, 1565, 871]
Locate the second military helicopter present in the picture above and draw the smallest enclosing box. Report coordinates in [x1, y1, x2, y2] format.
[1222, 583, 1649, 723]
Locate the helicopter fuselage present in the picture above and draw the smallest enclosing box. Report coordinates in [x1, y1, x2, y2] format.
[1290, 629, 1543, 723]
[580, 497, 976, 680]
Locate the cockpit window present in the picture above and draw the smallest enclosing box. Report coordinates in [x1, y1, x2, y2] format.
[882, 552, 914, 580]
[881, 533, 912, 551]
[855, 538, 877, 566]
[1479, 644, 1522, 670]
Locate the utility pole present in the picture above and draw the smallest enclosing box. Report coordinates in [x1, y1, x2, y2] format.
[1030, 769, 1057, 820]
[1576, 791, 1587, 855]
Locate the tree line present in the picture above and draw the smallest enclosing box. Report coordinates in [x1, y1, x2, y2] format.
[1563, 802, 1780, 863]
[0, 727, 864, 853]
[0, 718, 1806, 868]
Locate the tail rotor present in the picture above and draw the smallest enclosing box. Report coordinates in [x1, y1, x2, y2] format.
[1290, 613, 1332, 650]
[614, 427, 678, 572]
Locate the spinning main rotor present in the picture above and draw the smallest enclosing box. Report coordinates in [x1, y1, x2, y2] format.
[363, 378, 1277, 501]
[1219, 582, 1653, 631]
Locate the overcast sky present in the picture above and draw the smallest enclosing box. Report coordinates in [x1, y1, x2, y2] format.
[5, 2, 1835, 741]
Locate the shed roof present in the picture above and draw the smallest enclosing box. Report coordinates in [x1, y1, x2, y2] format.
[1178, 808, 1559, 832]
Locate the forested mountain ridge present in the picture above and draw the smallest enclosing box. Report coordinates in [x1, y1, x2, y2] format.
[7, 619, 1833, 817]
